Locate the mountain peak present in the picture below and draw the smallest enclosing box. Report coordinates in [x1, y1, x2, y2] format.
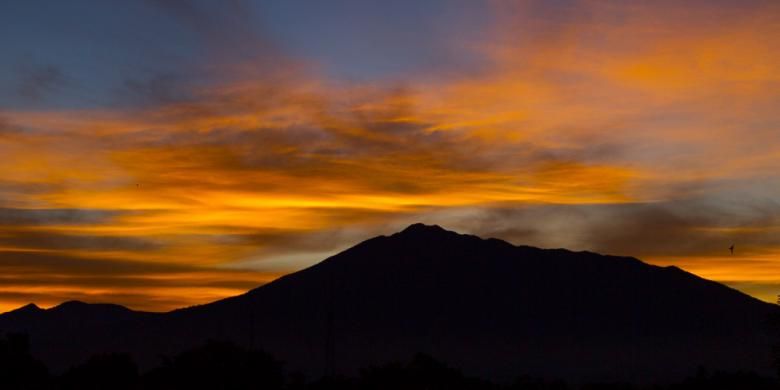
[8, 303, 43, 315]
[398, 223, 450, 236]
[52, 300, 89, 310]
[49, 300, 134, 314]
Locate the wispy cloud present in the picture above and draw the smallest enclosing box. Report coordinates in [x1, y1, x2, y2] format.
[1, 0, 779, 310]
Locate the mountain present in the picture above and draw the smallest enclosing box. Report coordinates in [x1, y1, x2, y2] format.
[0, 300, 160, 372]
[1, 224, 777, 383]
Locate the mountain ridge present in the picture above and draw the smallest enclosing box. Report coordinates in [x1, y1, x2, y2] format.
[1, 224, 777, 383]
[7, 223, 765, 314]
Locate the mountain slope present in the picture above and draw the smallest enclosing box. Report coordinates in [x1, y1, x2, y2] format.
[1, 224, 777, 383]
[0, 300, 159, 371]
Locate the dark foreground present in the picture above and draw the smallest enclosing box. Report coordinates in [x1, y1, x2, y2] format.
[2, 333, 779, 390]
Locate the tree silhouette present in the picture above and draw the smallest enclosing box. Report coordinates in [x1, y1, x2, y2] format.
[142, 340, 284, 390]
[60, 353, 139, 390]
[358, 353, 492, 390]
[0, 333, 51, 390]
[508, 375, 569, 390]
[680, 367, 776, 390]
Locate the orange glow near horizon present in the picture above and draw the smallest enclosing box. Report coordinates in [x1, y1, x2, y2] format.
[1, 1, 780, 311]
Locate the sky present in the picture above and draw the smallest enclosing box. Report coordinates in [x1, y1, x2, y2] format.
[0, 0, 779, 312]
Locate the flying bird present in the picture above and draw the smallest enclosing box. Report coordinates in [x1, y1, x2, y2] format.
[729, 244, 734, 255]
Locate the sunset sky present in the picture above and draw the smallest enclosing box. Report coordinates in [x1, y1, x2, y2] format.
[1, 0, 779, 312]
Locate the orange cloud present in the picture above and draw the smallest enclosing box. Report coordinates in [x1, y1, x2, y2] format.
[1, 0, 780, 310]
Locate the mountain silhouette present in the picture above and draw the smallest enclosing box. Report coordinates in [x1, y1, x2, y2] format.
[1, 224, 777, 383]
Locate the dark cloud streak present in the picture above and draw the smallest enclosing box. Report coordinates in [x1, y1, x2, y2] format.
[0, 250, 275, 311]
[14, 63, 67, 101]
[0, 208, 121, 226]
[436, 195, 780, 258]
[0, 229, 160, 252]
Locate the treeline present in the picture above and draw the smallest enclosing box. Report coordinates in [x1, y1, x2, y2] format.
[0, 333, 777, 390]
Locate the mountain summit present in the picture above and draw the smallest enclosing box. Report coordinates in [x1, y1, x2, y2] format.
[397, 222, 450, 235]
[1, 224, 777, 383]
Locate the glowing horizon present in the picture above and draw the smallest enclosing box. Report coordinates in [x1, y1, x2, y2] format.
[1, 0, 779, 312]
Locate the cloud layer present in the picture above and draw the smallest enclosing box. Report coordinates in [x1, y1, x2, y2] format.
[1, 0, 779, 310]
